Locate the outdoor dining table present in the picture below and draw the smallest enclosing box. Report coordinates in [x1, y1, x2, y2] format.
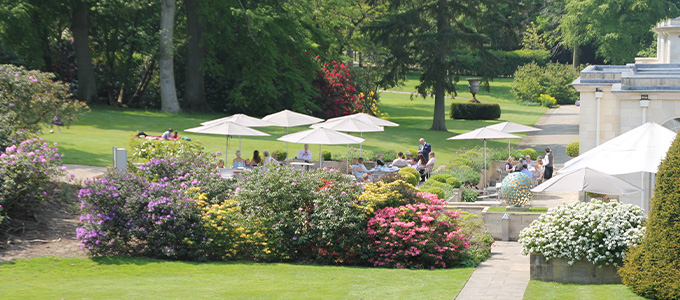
[290, 161, 315, 171]
[366, 166, 400, 182]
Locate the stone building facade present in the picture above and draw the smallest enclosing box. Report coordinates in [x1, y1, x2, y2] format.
[572, 17, 680, 211]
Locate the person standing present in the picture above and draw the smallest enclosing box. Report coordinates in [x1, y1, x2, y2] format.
[417, 138, 431, 159]
[543, 148, 554, 179]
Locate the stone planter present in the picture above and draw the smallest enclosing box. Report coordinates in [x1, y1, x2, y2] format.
[530, 253, 622, 284]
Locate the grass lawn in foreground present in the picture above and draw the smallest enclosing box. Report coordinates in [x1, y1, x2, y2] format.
[523, 280, 647, 300]
[0, 256, 474, 299]
[486, 207, 548, 213]
[40, 76, 546, 167]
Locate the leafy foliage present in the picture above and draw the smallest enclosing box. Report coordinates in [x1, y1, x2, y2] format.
[619, 133, 680, 299]
[312, 60, 364, 118]
[489, 49, 550, 77]
[0, 64, 88, 148]
[511, 62, 579, 105]
[566, 141, 579, 157]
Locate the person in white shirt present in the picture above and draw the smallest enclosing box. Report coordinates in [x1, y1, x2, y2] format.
[524, 154, 535, 171]
[263, 151, 277, 165]
[161, 128, 173, 140]
[296, 144, 313, 161]
[391, 151, 409, 168]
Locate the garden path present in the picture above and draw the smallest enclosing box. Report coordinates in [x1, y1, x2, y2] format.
[456, 105, 581, 299]
[63, 164, 107, 182]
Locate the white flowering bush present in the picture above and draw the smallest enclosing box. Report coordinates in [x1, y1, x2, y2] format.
[519, 200, 646, 266]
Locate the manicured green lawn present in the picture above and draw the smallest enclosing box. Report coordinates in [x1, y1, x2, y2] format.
[523, 281, 647, 300]
[486, 207, 548, 213]
[40, 76, 546, 167]
[0, 256, 474, 299]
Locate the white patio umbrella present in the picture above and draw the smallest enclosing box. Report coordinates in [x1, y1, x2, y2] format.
[311, 118, 383, 172]
[531, 167, 641, 195]
[277, 127, 364, 167]
[324, 113, 396, 154]
[262, 109, 324, 160]
[558, 122, 676, 210]
[485, 121, 542, 157]
[201, 114, 274, 151]
[447, 127, 522, 188]
[185, 121, 270, 162]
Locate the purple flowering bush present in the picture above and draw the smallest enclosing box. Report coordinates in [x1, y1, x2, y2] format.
[78, 171, 208, 260]
[366, 192, 469, 269]
[235, 165, 369, 264]
[0, 138, 65, 224]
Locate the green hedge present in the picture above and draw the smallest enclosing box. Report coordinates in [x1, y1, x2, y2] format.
[566, 141, 579, 157]
[450, 103, 501, 120]
[490, 49, 550, 77]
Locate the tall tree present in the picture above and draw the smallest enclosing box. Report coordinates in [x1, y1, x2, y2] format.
[71, 0, 98, 103]
[183, 0, 208, 111]
[159, 0, 180, 113]
[365, 0, 520, 131]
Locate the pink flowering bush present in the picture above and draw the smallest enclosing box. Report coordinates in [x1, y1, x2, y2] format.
[312, 60, 364, 118]
[366, 192, 469, 269]
[0, 138, 65, 224]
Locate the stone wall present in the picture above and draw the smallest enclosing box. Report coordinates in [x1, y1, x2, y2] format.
[483, 212, 541, 240]
[530, 254, 622, 284]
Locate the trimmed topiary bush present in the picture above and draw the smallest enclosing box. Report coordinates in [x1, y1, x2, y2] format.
[429, 174, 454, 184]
[619, 133, 680, 299]
[399, 167, 420, 180]
[450, 102, 501, 120]
[420, 187, 444, 200]
[321, 150, 332, 160]
[516, 148, 538, 160]
[566, 141, 579, 157]
[272, 150, 287, 161]
[446, 177, 462, 188]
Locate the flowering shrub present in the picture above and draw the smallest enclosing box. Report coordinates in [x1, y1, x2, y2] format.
[356, 180, 419, 214]
[0, 64, 87, 148]
[312, 60, 363, 118]
[537, 94, 557, 107]
[128, 135, 205, 163]
[366, 192, 469, 269]
[0, 138, 65, 223]
[77, 171, 208, 260]
[236, 166, 368, 264]
[519, 200, 646, 266]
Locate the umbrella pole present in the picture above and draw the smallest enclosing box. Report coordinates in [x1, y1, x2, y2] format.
[320, 145, 323, 168]
[226, 135, 229, 162]
[285, 127, 289, 161]
[484, 139, 488, 189]
[346, 144, 349, 174]
[508, 139, 511, 158]
[360, 132, 364, 156]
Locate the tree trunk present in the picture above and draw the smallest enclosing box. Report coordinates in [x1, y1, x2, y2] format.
[71, 0, 98, 103]
[128, 57, 156, 106]
[159, 0, 180, 113]
[184, 0, 208, 111]
[430, 0, 448, 131]
[572, 45, 580, 67]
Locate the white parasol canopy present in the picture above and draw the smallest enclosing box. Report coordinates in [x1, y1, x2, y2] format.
[201, 113, 274, 127]
[486, 121, 542, 157]
[531, 167, 641, 195]
[327, 112, 399, 127]
[185, 121, 270, 161]
[262, 109, 324, 160]
[448, 127, 522, 188]
[278, 127, 365, 165]
[311, 118, 383, 171]
[560, 122, 676, 175]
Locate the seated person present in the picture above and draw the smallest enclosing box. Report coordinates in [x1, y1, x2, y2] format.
[417, 154, 428, 181]
[524, 154, 535, 171]
[520, 164, 533, 178]
[244, 158, 252, 169]
[296, 144, 313, 162]
[232, 150, 246, 168]
[421, 152, 436, 181]
[161, 128, 174, 140]
[351, 158, 363, 179]
[263, 151, 277, 165]
[514, 158, 525, 172]
[504, 156, 515, 172]
[408, 157, 420, 170]
[362, 173, 371, 183]
[248, 150, 262, 168]
[216, 160, 225, 169]
[376, 153, 385, 167]
[391, 152, 409, 168]
[405, 151, 412, 160]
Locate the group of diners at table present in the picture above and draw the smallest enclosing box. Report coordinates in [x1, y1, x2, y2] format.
[217, 138, 437, 183]
[503, 147, 555, 184]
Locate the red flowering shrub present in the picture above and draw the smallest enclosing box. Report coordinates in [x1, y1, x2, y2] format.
[367, 192, 469, 269]
[312, 61, 364, 118]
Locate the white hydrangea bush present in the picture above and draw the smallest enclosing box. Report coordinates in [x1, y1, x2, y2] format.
[519, 200, 646, 266]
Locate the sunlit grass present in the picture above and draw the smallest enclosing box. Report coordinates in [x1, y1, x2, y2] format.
[40, 76, 545, 167]
[523, 280, 646, 300]
[0, 256, 474, 299]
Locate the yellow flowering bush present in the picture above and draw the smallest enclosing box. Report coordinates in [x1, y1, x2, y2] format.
[356, 180, 419, 213]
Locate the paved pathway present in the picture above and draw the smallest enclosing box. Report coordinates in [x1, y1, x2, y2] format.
[63, 164, 107, 183]
[456, 105, 581, 300]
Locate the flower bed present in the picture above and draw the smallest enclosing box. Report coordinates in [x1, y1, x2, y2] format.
[519, 200, 646, 266]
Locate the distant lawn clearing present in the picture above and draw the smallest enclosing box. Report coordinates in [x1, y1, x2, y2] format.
[40, 76, 546, 167]
[0, 257, 474, 299]
[523, 280, 646, 300]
